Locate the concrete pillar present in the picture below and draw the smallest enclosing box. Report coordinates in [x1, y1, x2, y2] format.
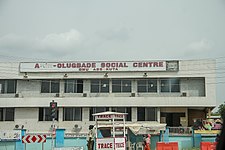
[16, 129, 26, 150]
[132, 107, 137, 122]
[58, 107, 63, 122]
[55, 128, 65, 148]
[157, 107, 160, 122]
[163, 128, 169, 142]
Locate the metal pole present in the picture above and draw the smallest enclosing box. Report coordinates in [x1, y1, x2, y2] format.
[123, 115, 125, 137]
[112, 117, 115, 137]
[42, 142, 45, 150]
[51, 118, 55, 150]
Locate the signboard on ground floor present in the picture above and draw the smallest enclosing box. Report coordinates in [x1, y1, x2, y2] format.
[0, 130, 21, 141]
[96, 137, 126, 150]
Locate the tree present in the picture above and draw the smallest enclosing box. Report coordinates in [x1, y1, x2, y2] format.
[217, 103, 225, 119]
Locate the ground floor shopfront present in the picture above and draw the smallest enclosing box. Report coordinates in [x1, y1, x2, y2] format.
[0, 106, 210, 134]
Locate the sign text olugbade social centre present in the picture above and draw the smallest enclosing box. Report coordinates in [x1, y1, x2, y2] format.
[54, 61, 164, 68]
[20, 61, 169, 72]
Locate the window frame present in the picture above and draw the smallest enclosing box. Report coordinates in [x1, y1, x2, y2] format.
[111, 107, 132, 121]
[91, 79, 109, 93]
[41, 80, 60, 93]
[63, 107, 82, 121]
[0, 80, 17, 94]
[137, 107, 157, 121]
[112, 79, 131, 93]
[39, 107, 58, 121]
[160, 78, 180, 93]
[89, 107, 109, 121]
[0, 108, 14, 121]
[64, 79, 83, 93]
[137, 79, 157, 93]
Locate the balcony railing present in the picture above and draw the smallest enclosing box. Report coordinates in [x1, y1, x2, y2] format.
[168, 127, 193, 135]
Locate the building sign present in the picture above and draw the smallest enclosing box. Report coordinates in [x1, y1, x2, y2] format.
[20, 61, 179, 72]
[0, 130, 21, 141]
[96, 114, 124, 120]
[96, 137, 126, 150]
[114, 137, 126, 150]
[96, 138, 114, 150]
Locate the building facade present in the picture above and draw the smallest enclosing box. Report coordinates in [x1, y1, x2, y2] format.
[0, 59, 216, 134]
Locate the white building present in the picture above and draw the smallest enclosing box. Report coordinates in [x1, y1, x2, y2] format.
[0, 59, 216, 134]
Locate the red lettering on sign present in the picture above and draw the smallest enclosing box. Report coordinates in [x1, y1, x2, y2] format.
[56, 63, 96, 68]
[98, 143, 113, 149]
[115, 114, 123, 118]
[159, 61, 163, 67]
[98, 115, 112, 118]
[101, 62, 128, 68]
[133, 62, 164, 67]
[34, 63, 40, 68]
[115, 142, 125, 148]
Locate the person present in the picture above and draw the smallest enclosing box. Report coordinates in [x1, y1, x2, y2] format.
[216, 113, 225, 150]
[215, 134, 220, 143]
[87, 125, 95, 150]
[144, 134, 151, 150]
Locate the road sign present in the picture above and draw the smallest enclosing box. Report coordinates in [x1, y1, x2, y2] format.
[22, 134, 46, 143]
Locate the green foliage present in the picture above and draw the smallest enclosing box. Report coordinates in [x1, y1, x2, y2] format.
[217, 103, 225, 118]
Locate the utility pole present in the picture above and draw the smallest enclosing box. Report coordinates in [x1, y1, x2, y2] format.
[50, 100, 57, 150]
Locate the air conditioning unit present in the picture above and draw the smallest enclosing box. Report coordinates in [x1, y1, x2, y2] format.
[15, 124, 19, 129]
[55, 93, 60, 97]
[131, 93, 135, 97]
[14, 124, 24, 129]
[15, 93, 19, 98]
[74, 124, 82, 132]
[181, 92, 187, 97]
[83, 93, 87, 97]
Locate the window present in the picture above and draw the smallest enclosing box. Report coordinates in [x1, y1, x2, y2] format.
[89, 107, 109, 121]
[64, 79, 83, 93]
[112, 79, 131, 93]
[137, 79, 157, 93]
[0, 108, 14, 121]
[137, 107, 157, 121]
[160, 78, 180, 92]
[161, 112, 185, 127]
[63, 107, 82, 121]
[91, 79, 109, 93]
[0, 80, 17, 94]
[112, 107, 132, 121]
[170, 78, 180, 92]
[41, 80, 60, 93]
[39, 108, 58, 121]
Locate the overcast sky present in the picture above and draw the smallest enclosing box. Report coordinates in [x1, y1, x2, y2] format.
[0, 0, 225, 108]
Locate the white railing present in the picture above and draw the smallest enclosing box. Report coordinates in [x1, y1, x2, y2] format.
[168, 127, 192, 135]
